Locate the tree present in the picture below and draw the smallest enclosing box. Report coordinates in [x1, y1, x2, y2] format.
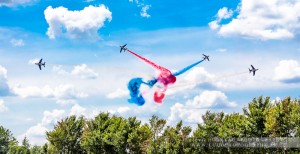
[192, 111, 224, 153]
[81, 113, 130, 153]
[160, 120, 192, 154]
[30, 145, 43, 154]
[46, 115, 86, 154]
[22, 136, 30, 149]
[146, 115, 166, 153]
[0, 125, 15, 154]
[218, 113, 250, 138]
[243, 96, 271, 137]
[265, 97, 295, 137]
[126, 117, 151, 154]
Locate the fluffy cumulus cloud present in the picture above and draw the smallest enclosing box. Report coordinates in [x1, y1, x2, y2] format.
[0, 65, 10, 96]
[44, 5, 112, 40]
[107, 88, 129, 99]
[274, 60, 300, 83]
[53, 64, 98, 79]
[12, 84, 88, 105]
[70, 104, 86, 116]
[71, 64, 98, 79]
[0, 99, 8, 112]
[209, 7, 233, 30]
[210, 0, 300, 40]
[0, 0, 35, 7]
[10, 39, 25, 47]
[168, 90, 237, 123]
[168, 67, 221, 95]
[21, 109, 65, 145]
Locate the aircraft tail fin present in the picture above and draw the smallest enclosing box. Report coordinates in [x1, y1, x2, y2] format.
[249, 68, 251, 73]
[43, 62, 46, 67]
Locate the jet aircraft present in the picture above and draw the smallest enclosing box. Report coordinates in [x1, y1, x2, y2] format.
[249, 65, 258, 76]
[203, 54, 210, 61]
[35, 58, 46, 70]
[120, 44, 127, 53]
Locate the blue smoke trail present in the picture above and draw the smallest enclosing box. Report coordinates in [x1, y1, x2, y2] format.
[128, 78, 146, 106]
[172, 59, 205, 76]
[127, 77, 158, 105]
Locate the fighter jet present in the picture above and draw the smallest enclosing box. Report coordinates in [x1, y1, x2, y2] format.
[203, 54, 210, 61]
[120, 44, 127, 53]
[35, 58, 46, 70]
[249, 65, 258, 76]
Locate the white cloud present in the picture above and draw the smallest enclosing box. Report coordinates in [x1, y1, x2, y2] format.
[53, 64, 98, 79]
[10, 39, 25, 47]
[140, 5, 151, 18]
[169, 103, 206, 123]
[0, 0, 35, 7]
[70, 104, 86, 116]
[186, 90, 237, 108]
[41, 109, 66, 126]
[22, 109, 65, 145]
[167, 67, 218, 95]
[216, 48, 227, 52]
[71, 64, 98, 79]
[0, 65, 10, 96]
[12, 84, 88, 104]
[274, 60, 300, 83]
[117, 106, 130, 114]
[107, 88, 129, 99]
[0, 99, 8, 112]
[168, 90, 237, 123]
[21, 123, 48, 146]
[210, 0, 300, 40]
[217, 7, 233, 19]
[44, 5, 112, 40]
[28, 58, 40, 65]
[129, 0, 151, 18]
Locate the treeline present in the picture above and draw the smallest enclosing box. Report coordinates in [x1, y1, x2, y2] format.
[1, 96, 300, 153]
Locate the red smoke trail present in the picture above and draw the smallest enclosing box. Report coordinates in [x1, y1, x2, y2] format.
[126, 49, 169, 72]
[126, 49, 176, 103]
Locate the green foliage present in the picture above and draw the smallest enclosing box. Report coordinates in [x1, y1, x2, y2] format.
[218, 113, 250, 138]
[30, 145, 43, 154]
[46, 115, 86, 154]
[81, 112, 130, 153]
[0, 125, 16, 154]
[265, 97, 296, 137]
[22, 136, 30, 149]
[243, 96, 271, 137]
[3, 96, 300, 153]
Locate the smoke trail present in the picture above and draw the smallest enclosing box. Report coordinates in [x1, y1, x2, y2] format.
[125, 49, 207, 105]
[127, 78, 147, 106]
[127, 49, 169, 72]
[173, 59, 205, 76]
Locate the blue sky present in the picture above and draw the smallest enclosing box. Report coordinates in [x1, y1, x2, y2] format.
[0, 0, 300, 145]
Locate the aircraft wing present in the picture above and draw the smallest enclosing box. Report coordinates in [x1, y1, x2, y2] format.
[253, 71, 255, 76]
[251, 65, 255, 69]
[39, 58, 43, 63]
[39, 65, 41, 70]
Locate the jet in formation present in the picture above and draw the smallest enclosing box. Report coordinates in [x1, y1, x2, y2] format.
[249, 65, 258, 76]
[35, 58, 46, 70]
[203, 54, 210, 61]
[120, 44, 127, 53]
